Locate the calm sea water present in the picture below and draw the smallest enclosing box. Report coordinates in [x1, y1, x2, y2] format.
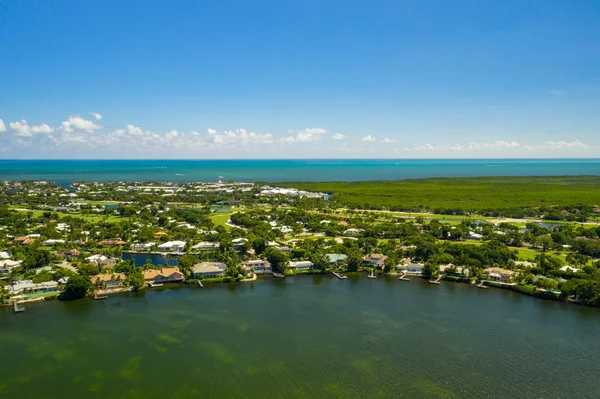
[0, 159, 599, 183]
[1, 276, 599, 399]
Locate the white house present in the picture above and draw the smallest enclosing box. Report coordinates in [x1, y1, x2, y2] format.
[0, 259, 23, 275]
[192, 262, 227, 279]
[192, 242, 220, 251]
[7, 279, 60, 296]
[244, 259, 272, 274]
[289, 261, 313, 271]
[157, 241, 187, 251]
[42, 239, 66, 246]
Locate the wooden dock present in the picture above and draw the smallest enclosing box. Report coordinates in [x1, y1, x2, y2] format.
[94, 293, 108, 300]
[13, 301, 25, 313]
[197, 280, 204, 288]
[273, 273, 285, 279]
[333, 272, 348, 280]
[429, 275, 442, 285]
[148, 281, 163, 288]
[398, 272, 410, 281]
[476, 281, 488, 289]
[367, 270, 377, 279]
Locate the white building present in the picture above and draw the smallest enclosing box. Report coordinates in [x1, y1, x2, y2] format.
[157, 241, 187, 251]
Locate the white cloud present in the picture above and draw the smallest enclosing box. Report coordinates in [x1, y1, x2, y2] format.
[401, 139, 598, 155]
[285, 127, 329, 143]
[208, 128, 273, 147]
[10, 120, 54, 137]
[0, 119, 5, 133]
[61, 121, 74, 133]
[381, 137, 396, 143]
[538, 140, 590, 150]
[332, 133, 346, 140]
[207, 128, 217, 135]
[90, 112, 102, 120]
[362, 135, 376, 142]
[114, 124, 144, 136]
[67, 115, 101, 131]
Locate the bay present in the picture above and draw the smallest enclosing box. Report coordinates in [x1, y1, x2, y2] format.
[1, 276, 599, 398]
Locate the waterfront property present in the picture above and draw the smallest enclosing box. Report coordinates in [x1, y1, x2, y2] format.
[0, 259, 22, 275]
[192, 241, 220, 251]
[6, 279, 60, 296]
[439, 263, 470, 277]
[398, 262, 425, 276]
[289, 260, 313, 271]
[362, 253, 388, 269]
[243, 259, 272, 274]
[325, 253, 348, 265]
[192, 262, 227, 279]
[91, 273, 126, 288]
[483, 267, 516, 282]
[143, 267, 185, 284]
[157, 240, 187, 251]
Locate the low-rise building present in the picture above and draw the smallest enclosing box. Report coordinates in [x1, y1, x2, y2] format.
[0, 259, 23, 275]
[289, 260, 313, 271]
[91, 273, 127, 288]
[559, 265, 581, 273]
[157, 241, 186, 252]
[483, 267, 516, 282]
[7, 279, 60, 296]
[243, 259, 272, 274]
[439, 263, 470, 277]
[326, 253, 348, 265]
[362, 253, 388, 269]
[398, 262, 425, 276]
[192, 262, 227, 279]
[143, 267, 185, 283]
[192, 242, 220, 251]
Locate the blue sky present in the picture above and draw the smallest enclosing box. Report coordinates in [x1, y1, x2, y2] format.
[1, 0, 599, 158]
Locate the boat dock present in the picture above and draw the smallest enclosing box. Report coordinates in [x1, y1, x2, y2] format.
[94, 293, 108, 300]
[398, 272, 410, 281]
[13, 301, 25, 313]
[273, 273, 285, 278]
[429, 275, 442, 285]
[333, 272, 348, 280]
[148, 281, 163, 288]
[367, 270, 377, 279]
[197, 280, 204, 288]
[476, 281, 488, 289]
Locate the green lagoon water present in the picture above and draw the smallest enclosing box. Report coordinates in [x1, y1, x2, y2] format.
[1, 276, 599, 399]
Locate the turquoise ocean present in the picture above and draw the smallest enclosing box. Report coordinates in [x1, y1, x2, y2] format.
[0, 159, 599, 183]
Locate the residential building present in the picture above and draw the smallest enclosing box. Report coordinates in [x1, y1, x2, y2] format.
[143, 267, 185, 283]
[0, 259, 23, 275]
[192, 242, 220, 251]
[7, 279, 60, 296]
[243, 259, 272, 274]
[483, 267, 516, 282]
[439, 263, 470, 277]
[362, 253, 388, 269]
[559, 265, 581, 273]
[398, 263, 425, 276]
[157, 241, 186, 252]
[325, 253, 348, 265]
[192, 262, 227, 279]
[289, 260, 313, 271]
[91, 273, 127, 288]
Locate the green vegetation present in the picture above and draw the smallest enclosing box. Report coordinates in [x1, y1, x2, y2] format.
[278, 176, 600, 219]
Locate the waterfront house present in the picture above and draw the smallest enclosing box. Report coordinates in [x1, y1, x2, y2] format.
[325, 253, 348, 265]
[362, 253, 388, 269]
[439, 263, 470, 277]
[398, 262, 425, 276]
[0, 251, 10, 259]
[483, 267, 516, 282]
[243, 259, 272, 274]
[131, 242, 155, 251]
[232, 238, 249, 251]
[143, 267, 184, 283]
[91, 273, 126, 288]
[192, 262, 227, 279]
[157, 241, 187, 252]
[7, 279, 60, 296]
[289, 260, 313, 271]
[192, 241, 220, 251]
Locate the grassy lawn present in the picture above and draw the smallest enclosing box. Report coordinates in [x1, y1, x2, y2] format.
[209, 213, 232, 229]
